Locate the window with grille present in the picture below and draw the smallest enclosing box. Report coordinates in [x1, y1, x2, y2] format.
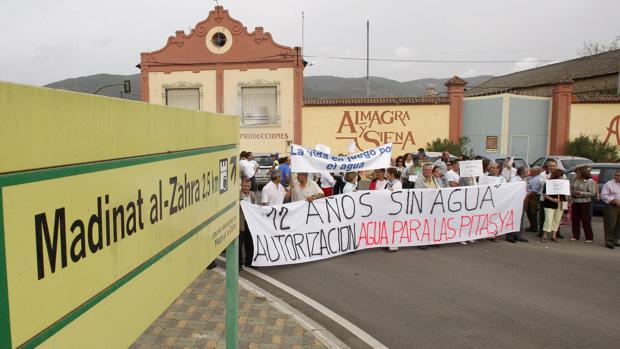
[165, 88, 201, 110]
[240, 86, 278, 126]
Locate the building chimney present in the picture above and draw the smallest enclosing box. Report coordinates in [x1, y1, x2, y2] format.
[445, 76, 468, 143]
[549, 78, 574, 154]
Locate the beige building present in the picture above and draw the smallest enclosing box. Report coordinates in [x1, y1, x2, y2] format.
[139, 6, 303, 154]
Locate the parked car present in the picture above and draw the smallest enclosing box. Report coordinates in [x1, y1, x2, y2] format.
[493, 157, 530, 171]
[565, 163, 620, 213]
[252, 153, 277, 188]
[530, 155, 592, 171]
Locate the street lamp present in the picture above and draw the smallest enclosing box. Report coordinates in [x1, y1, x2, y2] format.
[93, 80, 131, 99]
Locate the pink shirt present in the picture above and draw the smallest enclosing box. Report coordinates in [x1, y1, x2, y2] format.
[600, 180, 620, 204]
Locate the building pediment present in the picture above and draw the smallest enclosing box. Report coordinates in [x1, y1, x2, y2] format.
[140, 6, 298, 67]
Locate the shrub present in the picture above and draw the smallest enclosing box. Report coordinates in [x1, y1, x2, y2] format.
[426, 137, 473, 157]
[565, 135, 618, 162]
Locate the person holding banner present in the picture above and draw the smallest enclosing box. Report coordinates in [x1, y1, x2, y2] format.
[415, 163, 443, 189]
[261, 170, 289, 206]
[541, 169, 568, 243]
[291, 172, 324, 202]
[570, 166, 596, 242]
[479, 163, 507, 189]
[506, 166, 529, 243]
[385, 167, 402, 252]
[239, 179, 258, 268]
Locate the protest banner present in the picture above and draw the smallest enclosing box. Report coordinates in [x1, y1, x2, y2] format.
[290, 143, 392, 173]
[241, 182, 526, 266]
[315, 144, 331, 155]
[459, 160, 484, 177]
[545, 179, 571, 195]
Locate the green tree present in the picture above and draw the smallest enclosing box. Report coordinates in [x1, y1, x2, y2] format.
[426, 137, 472, 156]
[565, 135, 618, 162]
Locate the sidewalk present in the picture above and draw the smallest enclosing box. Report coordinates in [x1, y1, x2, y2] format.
[130, 266, 330, 349]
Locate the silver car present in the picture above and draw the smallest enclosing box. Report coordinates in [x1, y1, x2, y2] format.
[530, 155, 592, 171]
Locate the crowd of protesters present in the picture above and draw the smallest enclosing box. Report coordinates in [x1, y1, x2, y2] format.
[236, 149, 620, 268]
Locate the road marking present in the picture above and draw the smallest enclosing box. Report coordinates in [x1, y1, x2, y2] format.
[216, 256, 388, 349]
[213, 267, 348, 349]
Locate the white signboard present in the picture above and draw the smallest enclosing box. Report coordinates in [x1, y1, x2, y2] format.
[459, 160, 484, 177]
[408, 175, 419, 182]
[545, 179, 571, 195]
[241, 182, 526, 266]
[290, 143, 392, 173]
[477, 175, 504, 186]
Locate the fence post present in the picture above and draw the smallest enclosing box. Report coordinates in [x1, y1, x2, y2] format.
[225, 238, 239, 349]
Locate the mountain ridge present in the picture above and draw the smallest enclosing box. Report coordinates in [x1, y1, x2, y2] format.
[43, 73, 493, 100]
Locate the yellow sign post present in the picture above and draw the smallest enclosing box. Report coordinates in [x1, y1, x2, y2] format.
[0, 82, 240, 348]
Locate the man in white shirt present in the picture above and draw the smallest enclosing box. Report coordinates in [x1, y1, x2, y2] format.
[239, 151, 249, 179]
[261, 170, 289, 206]
[446, 160, 460, 187]
[489, 163, 507, 182]
[291, 172, 324, 202]
[243, 152, 259, 191]
[479, 163, 507, 186]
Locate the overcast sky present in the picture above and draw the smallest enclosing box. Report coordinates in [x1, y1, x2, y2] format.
[2, 0, 619, 86]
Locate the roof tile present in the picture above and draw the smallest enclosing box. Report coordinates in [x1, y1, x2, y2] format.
[467, 49, 620, 96]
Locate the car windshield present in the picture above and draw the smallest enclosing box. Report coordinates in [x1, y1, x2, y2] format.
[561, 159, 592, 170]
[254, 156, 273, 167]
[531, 158, 545, 167]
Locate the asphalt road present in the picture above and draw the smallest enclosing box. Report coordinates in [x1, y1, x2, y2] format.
[244, 216, 620, 349]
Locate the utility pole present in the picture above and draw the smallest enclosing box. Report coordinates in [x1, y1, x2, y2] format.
[366, 20, 370, 98]
[302, 11, 304, 54]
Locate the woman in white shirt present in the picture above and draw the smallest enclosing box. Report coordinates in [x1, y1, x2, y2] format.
[386, 167, 403, 191]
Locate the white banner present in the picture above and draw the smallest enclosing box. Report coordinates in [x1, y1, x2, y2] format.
[242, 182, 526, 266]
[545, 179, 570, 195]
[290, 143, 392, 173]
